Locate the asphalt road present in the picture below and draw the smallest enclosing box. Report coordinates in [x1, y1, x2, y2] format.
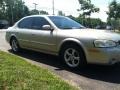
[0, 30, 120, 90]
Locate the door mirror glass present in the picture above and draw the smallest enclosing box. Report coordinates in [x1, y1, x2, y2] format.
[42, 25, 54, 30]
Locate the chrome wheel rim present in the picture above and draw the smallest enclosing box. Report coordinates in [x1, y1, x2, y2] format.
[64, 48, 80, 67]
[11, 39, 18, 52]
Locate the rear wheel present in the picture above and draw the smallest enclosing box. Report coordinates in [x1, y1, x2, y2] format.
[60, 44, 86, 68]
[10, 38, 21, 52]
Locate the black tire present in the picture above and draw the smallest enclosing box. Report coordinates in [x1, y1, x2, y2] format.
[60, 44, 86, 68]
[10, 38, 21, 52]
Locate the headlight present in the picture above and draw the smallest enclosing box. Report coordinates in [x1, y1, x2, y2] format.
[94, 40, 117, 48]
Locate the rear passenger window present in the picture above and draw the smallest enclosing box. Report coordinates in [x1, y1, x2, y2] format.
[18, 17, 33, 29]
[32, 17, 50, 30]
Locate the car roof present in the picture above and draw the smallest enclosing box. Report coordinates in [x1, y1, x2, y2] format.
[24, 15, 65, 18]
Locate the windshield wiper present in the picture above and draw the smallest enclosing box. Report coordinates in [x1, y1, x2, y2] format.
[62, 27, 73, 29]
[62, 27, 86, 29]
[72, 27, 86, 29]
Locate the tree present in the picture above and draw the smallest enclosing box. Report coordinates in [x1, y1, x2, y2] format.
[0, 0, 7, 20]
[67, 15, 76, 20]
[58, 11, 65, 16]
[0, 0, 30, 25]
[107, 0, 120, 29]
[107, 0, 118, 20]
[78, 0, 99, 17]
[68, 15, 105, 29]
[78, 0, 99, 27]
[30, 9, 39, 15]
[39, 10, 49, 15]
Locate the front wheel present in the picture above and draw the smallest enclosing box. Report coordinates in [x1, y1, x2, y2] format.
[60, 44, 86, 68]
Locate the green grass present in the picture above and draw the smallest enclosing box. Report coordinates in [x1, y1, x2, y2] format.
[0, 51, 78, 90]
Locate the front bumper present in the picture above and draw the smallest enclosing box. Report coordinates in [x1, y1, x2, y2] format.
[106, 46, 120, 64]
[86, 46, 120, 65]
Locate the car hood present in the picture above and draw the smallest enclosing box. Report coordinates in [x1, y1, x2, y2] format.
[59, 29, 120, 41]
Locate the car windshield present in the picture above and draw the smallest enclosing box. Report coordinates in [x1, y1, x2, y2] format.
[48, 16, 85, 29]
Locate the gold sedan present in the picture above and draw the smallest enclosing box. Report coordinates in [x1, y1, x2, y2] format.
[6, 15, 120, 68]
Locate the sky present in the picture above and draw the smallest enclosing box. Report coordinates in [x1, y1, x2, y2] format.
[24, 0, 120, 22]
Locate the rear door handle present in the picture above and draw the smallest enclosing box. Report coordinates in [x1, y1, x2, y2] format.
[31, 34, 36, 36]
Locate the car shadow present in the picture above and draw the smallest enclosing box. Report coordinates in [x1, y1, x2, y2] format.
[9, 49, 120, 84]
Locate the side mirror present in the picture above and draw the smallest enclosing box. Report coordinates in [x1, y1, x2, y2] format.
[42, 25, 54, 31]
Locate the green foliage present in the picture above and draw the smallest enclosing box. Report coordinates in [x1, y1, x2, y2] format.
[108, 18, 120, 30]
[0, 0, 50, 25]
[68, 15, 106, 29]
[0, 0, 30, 25]
[30, 9, 39, 15]
[107, 0, 120, 30]
[78, 0, 99, 17]
[78, 0, 99, 27]
[107, 0, 120, 19]
[30, 10, 49, 15]
[0, 51, 78, 90]
[39, 10, 49, 15]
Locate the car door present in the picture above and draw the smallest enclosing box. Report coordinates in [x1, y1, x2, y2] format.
[29, 17, 57, 52]
[17, 17, 35, 48]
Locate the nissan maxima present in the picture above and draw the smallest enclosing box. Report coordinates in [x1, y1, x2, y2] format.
[6, 15, 120, 68]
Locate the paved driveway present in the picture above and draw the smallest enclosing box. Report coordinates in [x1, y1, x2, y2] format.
[0, 30, 120, 90]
